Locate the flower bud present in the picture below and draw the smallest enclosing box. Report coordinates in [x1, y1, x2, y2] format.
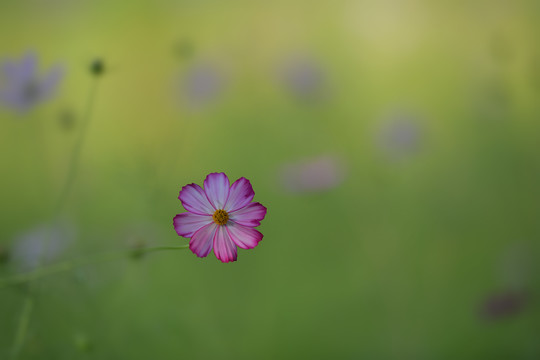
[90, 59, 105, 77]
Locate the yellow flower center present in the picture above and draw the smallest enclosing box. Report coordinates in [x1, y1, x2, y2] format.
[212, 209, 229, 226]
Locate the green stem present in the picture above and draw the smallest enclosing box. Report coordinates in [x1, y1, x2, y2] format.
[9, 74, 101, 360]
[10, 295, 34, 360]
[52, 78, 99, 215]
[0, 245, 189, 288]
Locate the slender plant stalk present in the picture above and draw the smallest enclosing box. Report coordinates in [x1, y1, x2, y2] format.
[10, 77, 100, 360]
[10, 295, 34, 360]
[0, 245, 189, 289]
[52, 78, 99, 215]
[11, 114, 42, 353]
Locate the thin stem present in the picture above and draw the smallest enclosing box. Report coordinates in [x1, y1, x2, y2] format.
[52, 78, 99, 215]
[0, 245, 189, 288]
[134, 245, 190, 254]
[32, 109, 49, 186]
[10, 295, 34, 360]
[9, 78, 100, 359]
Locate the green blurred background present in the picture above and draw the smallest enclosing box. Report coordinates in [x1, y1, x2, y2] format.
[1, 0, 540, 359]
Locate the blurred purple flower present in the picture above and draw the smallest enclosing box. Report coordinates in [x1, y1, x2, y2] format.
[173, 173, 267, 263]
[0, 52, 64, 112]
[376, 110, 424, 160]
[479, 290, 529, 321]
[180, 62, 224, 109]
[11, 221, 75, 271]
[280, 155, 346, 193]
[280, 56, 328, 102]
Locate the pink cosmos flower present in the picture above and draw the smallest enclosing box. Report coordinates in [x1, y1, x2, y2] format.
[173, 173, 267, 263]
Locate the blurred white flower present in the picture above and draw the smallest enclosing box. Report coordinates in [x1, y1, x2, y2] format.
[11, 220, 75, 271]
[376, 110, 424, 160]
[279, 155, 346, 193]
[0, 52, 64, 112]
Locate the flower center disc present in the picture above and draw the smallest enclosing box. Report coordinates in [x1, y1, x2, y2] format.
[212, 209, 229, 225]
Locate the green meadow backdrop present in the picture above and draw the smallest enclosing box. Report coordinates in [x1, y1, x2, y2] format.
[1, 1, 539, 359]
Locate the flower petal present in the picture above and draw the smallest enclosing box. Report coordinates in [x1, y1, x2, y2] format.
[39, 65, 64, 99]
[190, 222, 217, 258]
[173, 212, 213, 238]
[226, 222, 263, 249]
[224, 177, 255, 212]
[179, 183, 215, 215]
[229, 202, 267, 227]
[18, 52, 37, 84]
[0, 89, 23, 110]
[1, 61, 23, 83]
[204, 172, 230, 210]
[213, 225, 237, 263]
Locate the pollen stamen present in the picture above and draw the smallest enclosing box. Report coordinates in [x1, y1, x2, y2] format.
[212, 209, 229, 225]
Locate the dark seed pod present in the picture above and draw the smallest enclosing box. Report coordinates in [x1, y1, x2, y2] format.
[90, 59, 105, 77]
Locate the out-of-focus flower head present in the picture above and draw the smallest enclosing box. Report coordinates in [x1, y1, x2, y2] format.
[11, 220, 75, 272]
[279, 154, 346, 193]
[279, 55, 328, 102]
[0, 52, 64, 112]
[479, 243, 535, 321]
[173, 173, 267, 263]
[376, 109, 425, 161]
[479, 290, 529, 321]
[179, 62, 224, 109]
